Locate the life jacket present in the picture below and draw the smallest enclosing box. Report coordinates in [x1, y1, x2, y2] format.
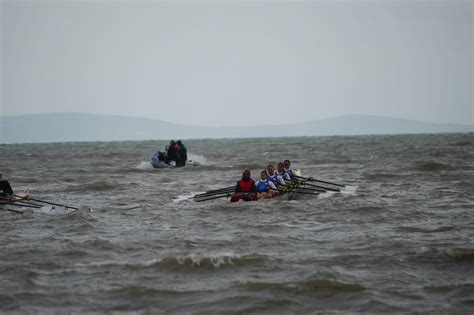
[256, 179, 270, 193]
[238, 179, 254, 192]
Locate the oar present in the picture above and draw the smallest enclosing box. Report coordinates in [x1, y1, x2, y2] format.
[292, 186, 327, 193]
[193, 188, 235, 198]
[203, 186, 235, 194]
[296, 181, 340, 192]
[0, 197, 45, 208]
[0, 201, 41, 209]
[293, 175, 346, 188]
[286, 190, 320, 196]
[276, 186, 320, 196]
[194, 193, 233, 202]
[279, 182, 327, 193]
[13, 194, 79, 210]
[1, 207, 31, 214]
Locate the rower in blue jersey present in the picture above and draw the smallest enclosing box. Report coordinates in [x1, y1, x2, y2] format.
[284, 160, 296, 179]
[267, 164, 287, 187]
[255, 171, 278, 200]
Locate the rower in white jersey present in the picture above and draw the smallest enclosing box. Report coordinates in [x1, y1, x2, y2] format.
[266, 164, 287, 187]
[283, 159, 296, 179]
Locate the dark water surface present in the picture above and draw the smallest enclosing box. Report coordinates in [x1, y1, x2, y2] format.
[1, 134, 473, 313]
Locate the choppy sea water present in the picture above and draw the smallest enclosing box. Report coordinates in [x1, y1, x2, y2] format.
[1, 133, 473, 313]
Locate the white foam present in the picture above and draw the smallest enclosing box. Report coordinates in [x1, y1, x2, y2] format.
[136, 161, 154, 170]
[341, 185, 358, 195]
[173, 192, 201, 203]
[186, 154, 211, 166]
[176, 252, 242, 268]
[317, 191, 338, 199]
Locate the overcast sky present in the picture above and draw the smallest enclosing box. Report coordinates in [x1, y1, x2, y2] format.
[1, 0, 472, 127]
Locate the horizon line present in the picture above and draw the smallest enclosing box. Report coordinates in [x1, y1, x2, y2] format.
[1, 111, 472, 128]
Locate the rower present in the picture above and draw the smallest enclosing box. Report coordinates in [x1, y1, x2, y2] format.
[267, 164, 286, 187]
[283, 160, 296, 179]
[276, 162, 291, 183]
[256, 171, 278, 200]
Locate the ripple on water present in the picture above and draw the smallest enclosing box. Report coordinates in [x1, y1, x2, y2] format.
[238, 278, 366, 293]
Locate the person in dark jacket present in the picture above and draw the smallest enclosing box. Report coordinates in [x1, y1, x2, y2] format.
[165, 140, 179, 164]
[0, 174, 13, 195]
[230, 169, 257, 202]
[0, 173, 14, 201]
[235, 169, 257, 193]
[176, 140, 187, 167]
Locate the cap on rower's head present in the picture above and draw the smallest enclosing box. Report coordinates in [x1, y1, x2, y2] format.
[177, 140, 182, 145]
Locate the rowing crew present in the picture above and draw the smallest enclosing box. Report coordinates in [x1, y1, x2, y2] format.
[232, 160, 297, 202]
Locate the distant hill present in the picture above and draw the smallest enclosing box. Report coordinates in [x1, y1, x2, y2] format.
[0, 113, 472, 143]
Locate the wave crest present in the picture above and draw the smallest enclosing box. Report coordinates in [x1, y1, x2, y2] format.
[77, 253, 266, 270]
[160, 252, 264, 268]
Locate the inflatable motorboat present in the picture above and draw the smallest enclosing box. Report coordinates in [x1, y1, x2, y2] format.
[151, 151, 201, 169]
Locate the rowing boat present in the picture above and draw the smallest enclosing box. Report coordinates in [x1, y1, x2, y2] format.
[191, 170, 316, 203]
[231, 171, 308, 202]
